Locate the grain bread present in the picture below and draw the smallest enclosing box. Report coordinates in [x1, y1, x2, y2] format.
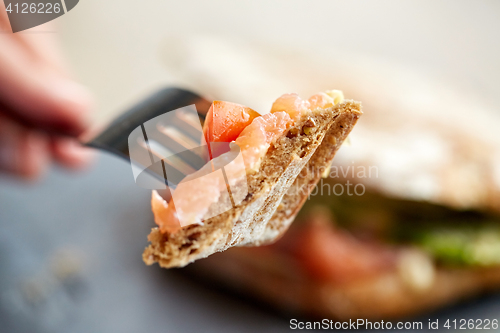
[187, 247, 500, 320]
[143, 100, 362, 268]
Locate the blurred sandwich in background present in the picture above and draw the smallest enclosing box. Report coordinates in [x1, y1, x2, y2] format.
[161, 35, 500, 320]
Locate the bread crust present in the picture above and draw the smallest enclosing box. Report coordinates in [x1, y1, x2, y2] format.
[143, 101, 362, 268]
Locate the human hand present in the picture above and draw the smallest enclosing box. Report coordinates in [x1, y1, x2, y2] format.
[0, 4, 94, 179]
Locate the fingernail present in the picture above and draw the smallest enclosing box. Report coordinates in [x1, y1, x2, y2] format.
[66, 140, 95, 166]
[56, 138, 96, 169]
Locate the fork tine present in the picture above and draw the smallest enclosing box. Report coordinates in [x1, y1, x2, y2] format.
[85, 88, 212, 190]
[171, 108, 207, 140]
[156, 127, 208, 170]
[85, 88, 211, 158]
[145, 140, 197, 175]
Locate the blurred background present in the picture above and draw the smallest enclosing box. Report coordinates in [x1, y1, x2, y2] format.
[1, 1, 500, 332]
[59, 0, 500, 122]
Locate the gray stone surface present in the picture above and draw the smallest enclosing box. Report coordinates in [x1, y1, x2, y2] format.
[0, 153, 287, 333]
[1, 153, 499, 333]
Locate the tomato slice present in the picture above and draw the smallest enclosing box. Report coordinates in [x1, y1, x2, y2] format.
[203, 101, 260, 159]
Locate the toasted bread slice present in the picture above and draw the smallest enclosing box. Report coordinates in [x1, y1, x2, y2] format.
[187, 246, 500, 320]
[143, 100, 362, 268]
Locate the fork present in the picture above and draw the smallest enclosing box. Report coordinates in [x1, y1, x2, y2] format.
[84, 87, 212, 190]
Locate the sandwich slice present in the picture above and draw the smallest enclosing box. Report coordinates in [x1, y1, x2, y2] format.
[187, 189, 500, 320]
[175, 62, 500, 320]
[143, 91, 362, 268]
[177, 86, 500, 319]
[156, 35, 500, 319]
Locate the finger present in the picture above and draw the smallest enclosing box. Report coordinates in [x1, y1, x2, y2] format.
[15, 22, 72, 76]
[1, 3, 69, 77]
[50, 136, 95, 170]
[0, 35, 93, 136]
[0, 114, 50, 179]
[0, 2, 11, 32]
